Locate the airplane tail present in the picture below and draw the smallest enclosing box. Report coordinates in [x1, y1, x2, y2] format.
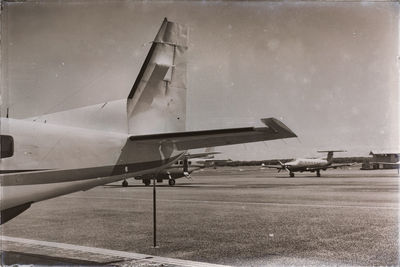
[127, 18, 189, 135]
[317, 150, 346, 164]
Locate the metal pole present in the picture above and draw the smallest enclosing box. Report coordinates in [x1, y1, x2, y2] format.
[153, 175, 157, 248]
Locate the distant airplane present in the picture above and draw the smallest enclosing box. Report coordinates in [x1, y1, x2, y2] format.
[0, 18, 297, 224]
[266, 150, 350, 177]
[123, 149, 220, 186]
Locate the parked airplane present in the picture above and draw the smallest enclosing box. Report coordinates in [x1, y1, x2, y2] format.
[266, 150, 350, 177]
[0, 18, 297, 224]
[124, 149, 220, 186]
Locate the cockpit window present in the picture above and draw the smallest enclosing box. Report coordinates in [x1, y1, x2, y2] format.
[0, 135, 14, 158]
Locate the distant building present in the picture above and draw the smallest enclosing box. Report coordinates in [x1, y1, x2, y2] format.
[362, 151, 400, 170]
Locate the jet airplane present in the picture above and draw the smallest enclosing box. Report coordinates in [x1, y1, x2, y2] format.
[0, 18, 297, 224]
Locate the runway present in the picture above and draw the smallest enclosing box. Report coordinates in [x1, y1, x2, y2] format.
[1, 167, 398, 266]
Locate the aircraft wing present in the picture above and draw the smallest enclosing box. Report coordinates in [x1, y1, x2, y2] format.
[325, 163, 354, 169]
[265, 165, 284, 169]
[129, 117, 296, 150]
[307, 163, 353, 171]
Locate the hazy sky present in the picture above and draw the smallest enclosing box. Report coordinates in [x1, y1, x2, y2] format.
[1, 1, 399, 159]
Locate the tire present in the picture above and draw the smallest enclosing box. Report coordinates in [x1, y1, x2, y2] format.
[122, 180, 128, 187]
[316, 171, 321, 177]
[144, 180, 150, 186]
[290, 172, 295, 178]
[168, 179, 176, 186]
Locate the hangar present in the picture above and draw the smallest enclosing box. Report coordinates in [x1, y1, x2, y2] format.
[363, 151, 400, 170]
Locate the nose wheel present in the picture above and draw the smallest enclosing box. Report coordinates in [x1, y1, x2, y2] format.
[316, 170, 321, 177]
[289, 172, 295, 177]
[168, 179, 176, 186]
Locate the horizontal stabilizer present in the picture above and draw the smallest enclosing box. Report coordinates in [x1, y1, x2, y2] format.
[129, 117, 296, 150]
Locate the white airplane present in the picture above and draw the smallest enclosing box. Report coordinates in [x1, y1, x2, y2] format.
[266, 150, 350, 177]
[125, 149, 220, 186]
[0, 18, 297, 224]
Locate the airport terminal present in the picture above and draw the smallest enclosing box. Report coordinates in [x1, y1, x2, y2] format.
[0, 2, 398, 266]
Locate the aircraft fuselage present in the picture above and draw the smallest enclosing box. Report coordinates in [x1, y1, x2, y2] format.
[285, 158, 330, 172]
[0, 118, 184, 211]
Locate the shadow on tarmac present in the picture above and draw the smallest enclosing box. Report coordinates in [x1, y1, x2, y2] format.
[1, 251, 116, 266]
[103, 183, 327, 189]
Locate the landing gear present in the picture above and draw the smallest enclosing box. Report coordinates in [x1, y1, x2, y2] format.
[143, 179, 151, 186]
[122, 179, 128, 187]
[168, 179, 176, 186]
[290, 172, 295, 178]
[316, 170, 321, 177]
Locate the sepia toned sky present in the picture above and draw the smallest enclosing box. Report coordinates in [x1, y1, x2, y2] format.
[1, 1, 399, 159]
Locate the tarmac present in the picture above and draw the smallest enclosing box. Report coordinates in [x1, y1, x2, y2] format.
[1, 166, 399, 266]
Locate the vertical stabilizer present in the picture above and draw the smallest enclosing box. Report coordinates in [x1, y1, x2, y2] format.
[127, 18, 189, 135]
[326, 151, 335, 163]
[317, 150, 346, 163]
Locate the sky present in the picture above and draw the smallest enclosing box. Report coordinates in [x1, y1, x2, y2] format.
[1, 0, 399, 160]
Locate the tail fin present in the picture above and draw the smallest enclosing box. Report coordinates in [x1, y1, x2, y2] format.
[127, 18, 189, 135]
[317, 150, 346, 163]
